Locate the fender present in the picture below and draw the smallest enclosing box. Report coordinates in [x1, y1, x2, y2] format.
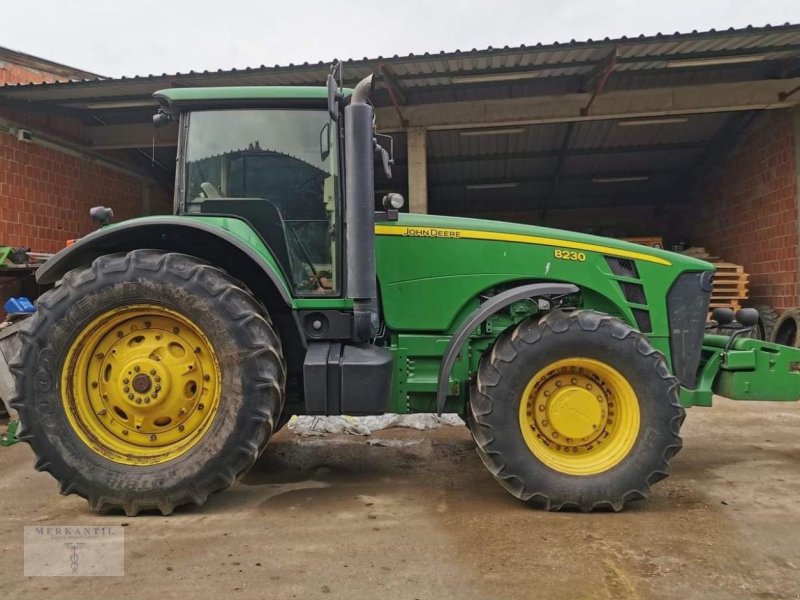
[436, 282, 579, 414]
[36, 216, 292, 306]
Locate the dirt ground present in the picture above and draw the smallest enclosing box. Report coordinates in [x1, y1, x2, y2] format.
[1, 397, 799, 600]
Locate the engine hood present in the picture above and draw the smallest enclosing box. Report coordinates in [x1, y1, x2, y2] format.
[382, 212, 713, 272]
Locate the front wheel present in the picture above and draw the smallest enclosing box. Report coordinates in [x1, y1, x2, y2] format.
[470, 309, 684, 511]
[11, 250, 285, 515]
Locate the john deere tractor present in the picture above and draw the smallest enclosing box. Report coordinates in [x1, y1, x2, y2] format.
[11, 73, 800, 515]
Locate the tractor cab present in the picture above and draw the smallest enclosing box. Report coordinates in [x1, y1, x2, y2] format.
[156, 89, 344, 296]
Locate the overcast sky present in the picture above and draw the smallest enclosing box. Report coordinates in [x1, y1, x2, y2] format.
[4, 1, 800, 78]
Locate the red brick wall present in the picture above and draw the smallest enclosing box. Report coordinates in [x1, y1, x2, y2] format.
[0, 129, 173, 253]
[692, 109, 799, 311]
[0, 60, 69, 85]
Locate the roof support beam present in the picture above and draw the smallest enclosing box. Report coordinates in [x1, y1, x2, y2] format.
[580, 46, 618, 115]
[431, 168, 675, 188]
[394, 141, 706, 167]
[547, 122, 575, 209]
[86, 122, 179, 149]
[375, 77, 800, 132]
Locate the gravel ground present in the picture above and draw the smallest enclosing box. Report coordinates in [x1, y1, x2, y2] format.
[1, 397, 799, 599]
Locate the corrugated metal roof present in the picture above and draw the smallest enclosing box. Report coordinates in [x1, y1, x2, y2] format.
[0, 22, 797, 107]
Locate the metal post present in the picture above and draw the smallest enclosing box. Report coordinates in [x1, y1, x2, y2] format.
[407, 127, 428, 214]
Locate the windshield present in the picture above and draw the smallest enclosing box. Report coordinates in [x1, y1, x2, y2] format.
[184, 109, 340, 295]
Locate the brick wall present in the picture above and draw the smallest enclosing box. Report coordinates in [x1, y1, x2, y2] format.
[692, 108, 799, 311]
[0, 60, 69, 85]
[0, 129, 173, 253]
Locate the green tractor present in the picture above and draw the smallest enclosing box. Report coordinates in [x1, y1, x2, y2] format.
[10, 73, 800, 515]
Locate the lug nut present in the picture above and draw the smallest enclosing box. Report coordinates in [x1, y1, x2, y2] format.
[134, 366, 140, 372]
[123, 378, 129, 385]
[124, 386, 130, 393]
[149, 434, 157, 441]
[154, 376, 161, 383]
[178, 425, 185, 432]
[127, 393, 134, 400]
[91, 381, 98, 389]
[117, 331, 124, 338]
[150, 369, 156, 376]
[155, 385, 161, 392]
[144, 398, 151, 404]
[173, 327, 180, 334]
[135, 398, 142, 404]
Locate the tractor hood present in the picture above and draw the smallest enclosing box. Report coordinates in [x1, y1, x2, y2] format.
[381, 212, 713, 272]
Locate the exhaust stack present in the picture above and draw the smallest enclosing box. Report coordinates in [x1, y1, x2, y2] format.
[344, 74, 379, 342]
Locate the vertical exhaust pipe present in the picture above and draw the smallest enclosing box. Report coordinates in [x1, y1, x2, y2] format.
[345, 74, 379, 342]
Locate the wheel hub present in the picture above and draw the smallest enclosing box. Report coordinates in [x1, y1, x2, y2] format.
[62, 305, 221, 465]
[546, 383, 604, 442]
[132, 373, 152, 394]
[519, 357, 639, 475]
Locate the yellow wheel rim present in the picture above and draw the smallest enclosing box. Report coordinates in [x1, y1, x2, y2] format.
[519, 358, 640, 476]
[61, 304, 221, 466]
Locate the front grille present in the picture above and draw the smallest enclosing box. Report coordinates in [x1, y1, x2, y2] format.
[606, 256, 639, 278]
[632, 309, 652, 333]
[619, 282, 647, 305]
[667, 272, 713, 387]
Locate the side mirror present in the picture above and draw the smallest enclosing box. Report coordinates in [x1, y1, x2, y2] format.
[319, 122, 331, 161]
[327, 74, 340, 121]
[374, 134, 395, 179]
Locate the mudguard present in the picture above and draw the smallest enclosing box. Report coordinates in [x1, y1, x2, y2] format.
[36, 216, 293, 305]
[435, 282, 579, 414]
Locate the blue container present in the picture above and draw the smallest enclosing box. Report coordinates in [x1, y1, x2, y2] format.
[4, 297, 35, 314]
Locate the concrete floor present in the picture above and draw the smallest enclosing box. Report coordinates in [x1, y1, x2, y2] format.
[1, 398, 799, 600]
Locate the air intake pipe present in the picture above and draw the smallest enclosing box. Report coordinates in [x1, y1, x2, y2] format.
[345, 74, 379, 342]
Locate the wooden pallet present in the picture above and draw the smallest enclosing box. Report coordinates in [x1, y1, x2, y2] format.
[710, 262, 748, 311]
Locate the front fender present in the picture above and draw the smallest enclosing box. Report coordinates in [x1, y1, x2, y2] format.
[37, 216, 293, 306]
[435, 282, 579, 414]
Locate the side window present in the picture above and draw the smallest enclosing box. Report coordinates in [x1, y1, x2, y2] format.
[185, 109, 340, 296]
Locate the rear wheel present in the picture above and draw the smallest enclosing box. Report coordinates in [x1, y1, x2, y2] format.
[11, 250, 285, 515]
[470, 309, 684, 511]
[771, 308, 800, 347]
[747, 304, 779, 341]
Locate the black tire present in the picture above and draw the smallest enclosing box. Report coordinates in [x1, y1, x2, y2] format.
[470, 309, 684, 512]
[770, 308, 800, 347]
[747, 304, 779, 341]
[274, 411, 293, 433]
[10, 250, 285, 515]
